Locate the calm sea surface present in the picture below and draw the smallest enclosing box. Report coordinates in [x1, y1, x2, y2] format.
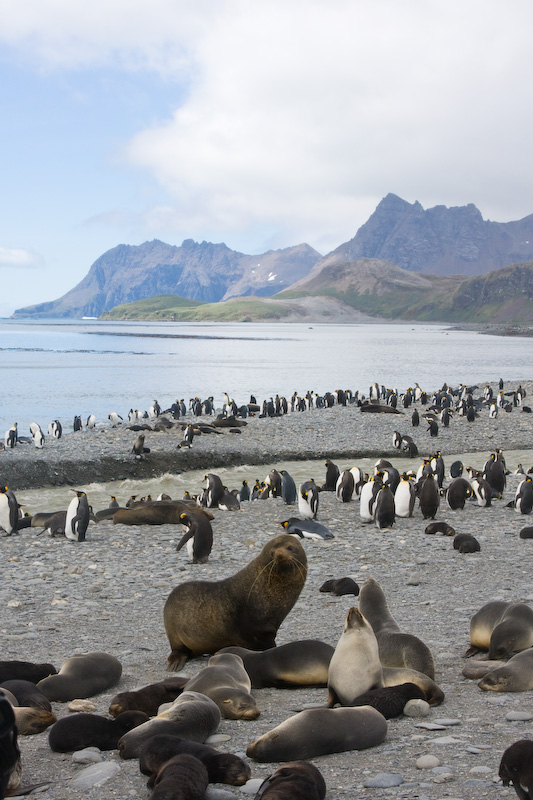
[0, 318, 531, 435]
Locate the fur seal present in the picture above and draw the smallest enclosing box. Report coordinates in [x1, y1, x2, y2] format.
[424, 521, 456, 536]
[109, 677, 189, 717]
[184, 653, 259, 720]
[113, 501, 213, 526]
[36, 652, 122, 701]
[358, 577, 435, 678]
[327, 607, 382, 706]
[0, 661, 57, 684]
[520, 526, 533, 539]
[499, 739, 533, 798]
[218, 640, 334, 689]
[164, 534, 307, 670]
[0, 680, 52, 712]
[453, 533, 481, 553]
[48, 710, 149, 752]
[0, 690, 20, 799]
[350, 682, 426, 718]
[319, 577, 360, 596]
[381, 667, 444, 706]
[118, 691, 221, 759]
[467, 601, 533, 658]
[246, 705, 387, 762]
[150, 753, 209, 800]
[478, 648, 533, 692]
[253, 761, 326, 800]
[139, 734, 251, 788]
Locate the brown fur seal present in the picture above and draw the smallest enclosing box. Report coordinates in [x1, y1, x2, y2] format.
[319, 577, 360, 596]
[48, 710, 149, 752]
[467, 601, 533, 658]
[358, 576, 435, 678]
[461, 659, 503, 680]
[327, 607, 382, 707]
[113, 501, 213, 526]
[183, 653, 259, 720]
[150, 753, 209, 800]
[118, 691, 221, 759]
[12, 707, 57, 735]
[219, 640, 334, 689]
[164, 534, 307, 670]
[0, 680, 52, 712]
[246, 705, 387, 762]
[0, 661, 56, 684]
[499, 739, 533, 798]
[109, 677, 189, 717]
[453, 533, 481, 553]
[253, 761, 326, 799]
[381, 667, 444, 706]
[0, 691, 20, 799]
[139, 734, 251, 788]
[36, 652, 122, 701]
[478, 649, 533, 692]
[424, 522, 455, 536]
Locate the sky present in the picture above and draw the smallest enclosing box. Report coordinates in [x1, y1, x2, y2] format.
[1, 0, 532, 317]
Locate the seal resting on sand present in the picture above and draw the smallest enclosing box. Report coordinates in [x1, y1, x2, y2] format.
[163, 534, 307, 670]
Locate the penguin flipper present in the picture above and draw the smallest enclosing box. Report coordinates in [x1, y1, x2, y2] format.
[176, 529, 195, 552]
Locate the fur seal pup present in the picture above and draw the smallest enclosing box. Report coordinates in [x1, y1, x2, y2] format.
[219, 640, 334, 689]
[109, 677, 189, 717]
[350, 682, 426, 718]
[478, 648, 533, 692]
[164, 534, 307, 670]
[36, 652, 122, 701]
[327, 608, 382, 706]
[0, 680, 52, 712]
[453, 533, 481, 553]
[175, 512, 213, 564]
[10, 706, 57, 735]
[424, 521, 455, 536]
[467, 601, 533, 658]
[499, 739, 533, 798]
[519, 526, 533, 539]
[0, 690, 20, 799]
[150, 753, 209, 800]
[319, 577, 360, 596]
[118, 691, 221, 759]
[0, 661, 56, 685]
[358, 577, 435, 678]
[139, 734, 251, 788]
[246, 705, 387, 762]
[253, 761, 326, 800]
[48, 710, 149, 752]
[184, 653, 259, 720]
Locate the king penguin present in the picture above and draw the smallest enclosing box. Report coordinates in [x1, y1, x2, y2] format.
[0, 486, 19, 535]
[280, 470, 297, 505]
[395, 473, 415, 518]
[298, 480, 319, 519]
[65, 490, 90, 542]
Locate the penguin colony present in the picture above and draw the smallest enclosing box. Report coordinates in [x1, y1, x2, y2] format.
[2, 378, 533, 799]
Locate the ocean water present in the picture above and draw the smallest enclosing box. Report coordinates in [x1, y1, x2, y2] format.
[0, 318, 531, 435]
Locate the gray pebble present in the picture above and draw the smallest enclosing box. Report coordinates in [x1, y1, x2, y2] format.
[363, 773, 404, 788]
[403, 699, 430, 717]
[416, 755, 441, 769]
[70, 762, 120, 789]
[72, 748, 103, 765]
[505, 710, 533, 721]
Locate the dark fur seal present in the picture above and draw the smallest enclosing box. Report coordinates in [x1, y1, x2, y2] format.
[253, 761, 326, 800]
[319, 577, 360, 596]
[48, 710, 149, 752]
[453, 533, 481, 553]
[184, 653, 259, 720]
[0, 690, 20, 800]
[246, 706, 387, 762]
[139, 734, 251, 788]
[113, 501, 213, 526]
[467, 601, 533, 658]
[499, 739, 533, 798]
[349, 682, 426, 718]
[0, 662, 56, 685]
[36, 652, 122, 701]
[424, 521, 455, 536]
[219, 640, 334, 689]
[150, 753, 209, 800]
[164, 534, 307, 670]
[118, 691, 221, 759]
[358, 577, 435, 678]
[519, 526, 533, 539]
[109, 677, 189, 717]
[0, 680, 52, 711]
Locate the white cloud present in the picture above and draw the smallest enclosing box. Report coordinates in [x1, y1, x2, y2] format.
[0, 247, 43, 269]
[2, 1, 533, 253]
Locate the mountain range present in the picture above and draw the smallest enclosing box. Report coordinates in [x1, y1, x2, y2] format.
[12, 193, 533, 321]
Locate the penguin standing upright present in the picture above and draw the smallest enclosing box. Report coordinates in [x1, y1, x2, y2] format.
[175, 512, 213, 564]
[64, 490, 90, 542]
[4, 424, 17, 449]
[30, 422, 44, 449]
[86, 414, 96, 429]
[49, 420, 62, 439]
[73, 416, 83, 432]
[204, 473, 225, 508]
[395, 474, 415, 518]
[298, 480, 319, 519]
[322, 460, 340, 492]
[336, 470, 355, 502]
[238, 480, 250, 502]
[411, 409, 420, 427]
[0, 486, 19, 535]
[374, 484, 395, 529]
[515, 477, 533, 515]
[265, 469, 282, 498]
[280, 470, 297, 505]
[417, 473, 440, 519]
[360, 474, 382, 523]
[446, 477, 472, 510]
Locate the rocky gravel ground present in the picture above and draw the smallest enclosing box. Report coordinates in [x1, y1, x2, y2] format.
[2, 378, 533, 800]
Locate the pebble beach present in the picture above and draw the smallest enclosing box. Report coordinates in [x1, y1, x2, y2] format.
[2, 378, 533, 800]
